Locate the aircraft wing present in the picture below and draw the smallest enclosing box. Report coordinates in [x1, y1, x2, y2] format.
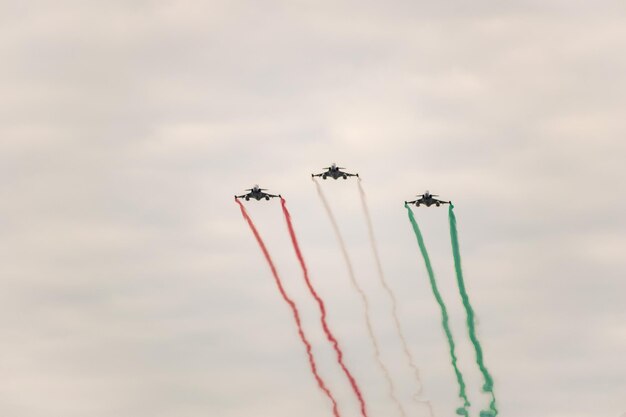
[433, 198, 450, 205]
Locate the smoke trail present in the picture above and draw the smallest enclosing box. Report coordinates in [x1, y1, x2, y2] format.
[356, 180, 434, 417]
[235, 198, 341, 417]
[313, 179, 407, 417]
[405, 203, 470, 417]
[280, 198, 369, 417]
[448, 204, 498, 417]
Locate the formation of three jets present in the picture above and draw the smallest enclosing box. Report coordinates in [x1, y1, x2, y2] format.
[235, 163, 451, 207]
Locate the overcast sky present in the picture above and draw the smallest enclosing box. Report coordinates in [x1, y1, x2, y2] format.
[1, 1, 625, 416]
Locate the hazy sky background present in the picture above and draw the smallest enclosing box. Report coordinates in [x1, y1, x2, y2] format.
[1, 1, 625, 416]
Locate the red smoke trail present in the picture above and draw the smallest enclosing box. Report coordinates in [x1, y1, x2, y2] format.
[235, 198, 340, 417]
[280, 197, 369, 417]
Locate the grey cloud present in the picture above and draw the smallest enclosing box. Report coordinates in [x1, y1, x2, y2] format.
[1, 1, 625, 416]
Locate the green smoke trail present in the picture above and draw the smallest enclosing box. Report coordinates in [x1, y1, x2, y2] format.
[448, 204, 498, 417]
[405, 203, 470, 417]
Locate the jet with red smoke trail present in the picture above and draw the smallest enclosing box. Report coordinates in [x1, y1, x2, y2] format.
[312, 163, 359, 180]
[405, 191, 451, 207]
[235, 185, 281, 201]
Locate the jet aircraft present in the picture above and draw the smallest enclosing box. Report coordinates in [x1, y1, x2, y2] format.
[405, 191, 451, 207]
[311, 163, 359, 180]
[235, 185, 281, 201]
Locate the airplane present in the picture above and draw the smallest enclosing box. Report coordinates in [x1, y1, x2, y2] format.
[235, 185, 281, 201]
[311, 163, 359, 180]
[405, 191, 451, 207]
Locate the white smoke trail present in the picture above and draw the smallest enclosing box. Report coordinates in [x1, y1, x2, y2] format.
[313, 178, 407, 417]
[357, 179, 435, 417]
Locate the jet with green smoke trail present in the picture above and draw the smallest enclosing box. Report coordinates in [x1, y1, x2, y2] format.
[405, 203, 471, 417]
[405, 191, 451, 207]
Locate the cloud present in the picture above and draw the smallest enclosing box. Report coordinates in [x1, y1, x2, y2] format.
[0, 1, 624, 416]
